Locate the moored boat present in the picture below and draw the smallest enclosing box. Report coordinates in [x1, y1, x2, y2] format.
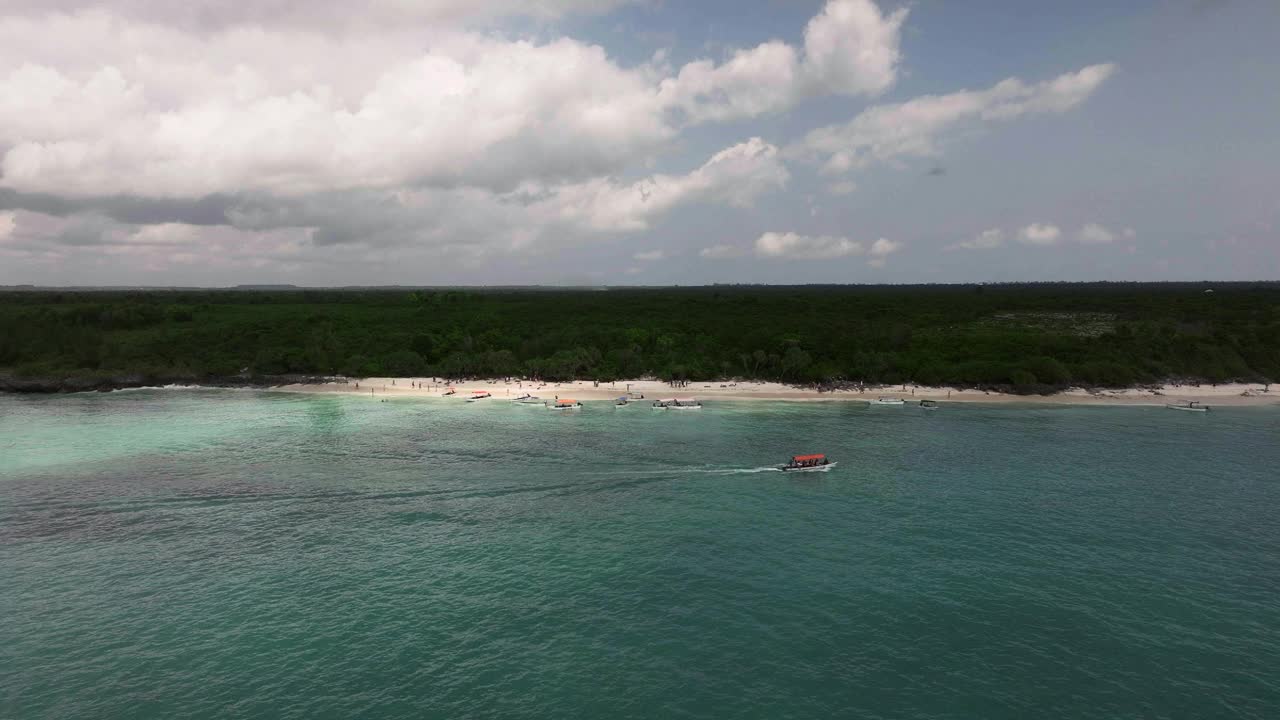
[441, 388, 457, 397]
[466, 391, 492, 402]
[873, 397, 905, 406]
[613, 396, 632, 407]
[920, 399, 938, 410]
[1166, 401, 1209, 412]
[780, 454, 836, 472]
[668, 398, 702, 410]
[547, 398, 583, 410]
[512, 393, 542, 404]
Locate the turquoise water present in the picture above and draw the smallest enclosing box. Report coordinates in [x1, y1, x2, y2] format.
[3, 391, 1279, 719]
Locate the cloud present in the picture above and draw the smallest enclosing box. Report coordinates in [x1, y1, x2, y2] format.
[1018, 223, 1061, 245]
[792, 63, 1115, 175]
[801, 0, 908, 97]
[0, 30, 673, 197]
[0, 211, 14, 241]
[952, 228, 1005, 250]
[2, 134, 788, 274]
[1075, 223, 1135, 244]
[826, 181, 858, 196]
[633, 249, 665, 261]
[700, 244, 745, 259]
[0, 1, 903, 199]
[657, 0, 907, 124]
[749, 232, 898, 264]
[521, 137, 788, 235]
[0, 1, 633, 31]
[870, 237, 901, 256]
[755, 232, 863, 260]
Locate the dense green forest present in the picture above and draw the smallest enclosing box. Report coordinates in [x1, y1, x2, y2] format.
[1, 283, 1277, 392]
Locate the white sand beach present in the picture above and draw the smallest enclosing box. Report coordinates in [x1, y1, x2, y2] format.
[279, 378, 1279, 407]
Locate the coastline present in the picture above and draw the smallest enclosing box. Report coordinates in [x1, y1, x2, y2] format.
[278, 378, 1279, 407]
[2, 373, 1273, 407]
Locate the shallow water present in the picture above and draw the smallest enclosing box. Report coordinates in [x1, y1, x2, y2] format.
[2, 391, 1278, 719]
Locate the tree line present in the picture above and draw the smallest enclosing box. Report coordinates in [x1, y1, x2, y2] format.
[1, 283, 1277, 393]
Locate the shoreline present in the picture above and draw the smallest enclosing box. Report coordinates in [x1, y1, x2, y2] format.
[1, 374, 1274, 407]
[282, 378, 1278, 408]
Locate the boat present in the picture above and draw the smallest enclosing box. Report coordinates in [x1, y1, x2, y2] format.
[872, 397, 905, 405]
[652, 398, 702, 410]
[511, 393, 543, 404]
[441, 388, 457, 397]
[547, 398, 583, 410]
[920, 399, 938, 410]
[465, 391, 492, 402]
[613, 396, 632, 408]
[1166, 401, 1209, 412]
[780, 454, 836, 472]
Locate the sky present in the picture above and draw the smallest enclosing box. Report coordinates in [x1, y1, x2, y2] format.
[0, 0, 1277, 286]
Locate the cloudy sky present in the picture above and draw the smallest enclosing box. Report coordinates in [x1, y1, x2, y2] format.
[1, 0, 1277, 286]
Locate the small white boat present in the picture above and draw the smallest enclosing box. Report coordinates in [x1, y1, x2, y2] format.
[441, 388, 457, 397]
[465, 391, 492, 403]
[1166, 401, 1209, 413]
[872, 397, 905, 406]
[668, 398, 702, 410]
[920, 399, 939, 410]
[547, 398, 583, 411]
[653, 398, 702, 410]
[512, 394, 543, 404]
[613, 396, 632, 408]
[780, 454, 836, 472]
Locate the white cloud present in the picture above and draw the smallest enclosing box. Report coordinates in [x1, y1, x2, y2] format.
[952, 228, 1005, 250]
[1018, 223, 1061, 245]
[658, 0, 906, 124]
[866, 237, 902, 267]
[0, 1, 632, 31]
[0, 28, 673, 197]
[523, 138, 788, 234]
[826, 180, 858, 196]
[700, 244, 746, 259]
[1078, 223, 1117, 244]
[0, 211, 15, 241]
[793, 63, 1115, 175]
[755, 232, 863, 260]
[870, 237, 901, 256]
[633, 249, 665, 261]
[801, 0, 908, 97]
[0, 1, 904, 198]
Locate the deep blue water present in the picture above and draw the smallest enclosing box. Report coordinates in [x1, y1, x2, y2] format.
[2, 391, 1278, 719]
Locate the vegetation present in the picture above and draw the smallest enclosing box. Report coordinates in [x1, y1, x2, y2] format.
[1, 283, 1277, 392]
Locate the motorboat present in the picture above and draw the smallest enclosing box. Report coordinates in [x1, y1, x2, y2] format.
[920, 399, 939, 410]
[780, 454, 836, 472]
[512, 394, 543, 404]
[441, 388, 457, 397]
[1166, 401, 1209, 412]
[465, 391, 492, 402]
[547, 398, 583, 410]
[653, 398, 702, 410]
[613, 396, 633, 408]
[873, 397, 905, 405]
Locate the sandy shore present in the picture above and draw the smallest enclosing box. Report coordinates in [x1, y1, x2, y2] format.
[277, 378, 1279, 407]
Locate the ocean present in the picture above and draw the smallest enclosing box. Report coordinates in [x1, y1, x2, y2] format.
[2, 390, 1278, 719]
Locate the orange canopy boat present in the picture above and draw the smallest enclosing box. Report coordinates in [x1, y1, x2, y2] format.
[781, 454, 835, 472]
